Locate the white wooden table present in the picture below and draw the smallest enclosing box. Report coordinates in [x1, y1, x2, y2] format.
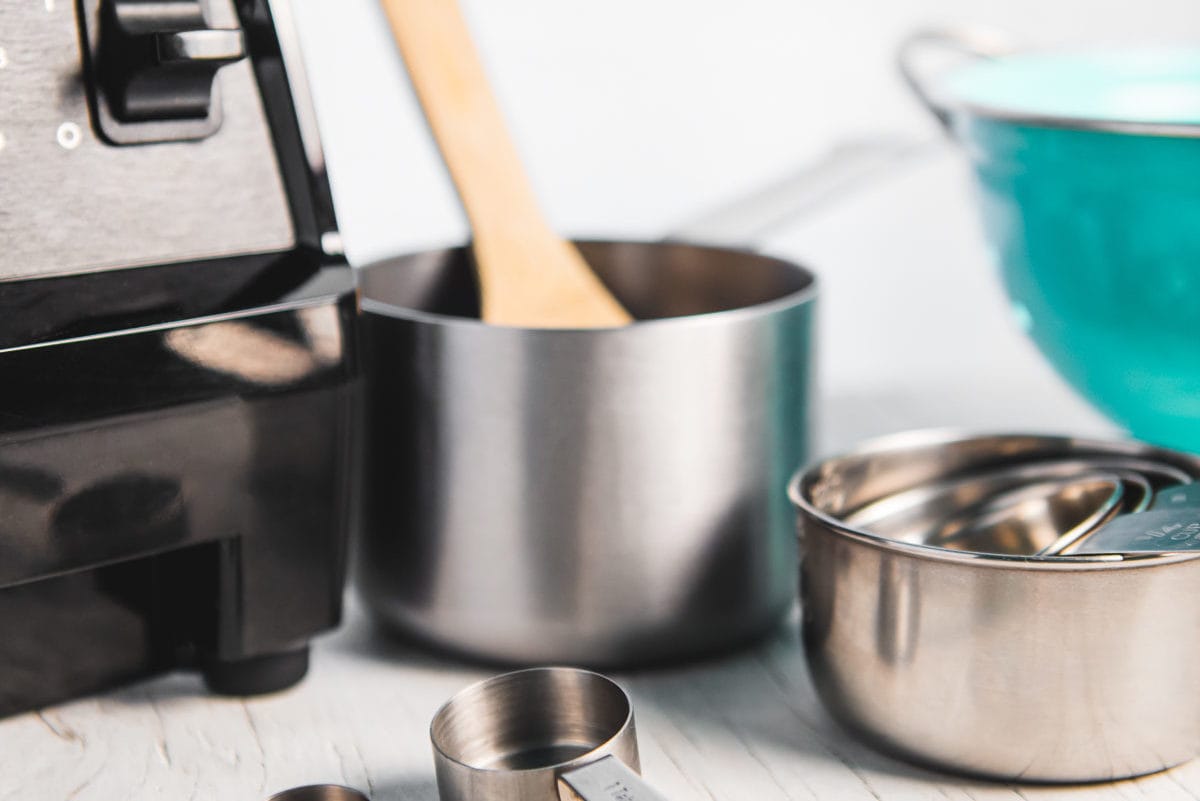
[6, 154, 1193, 801]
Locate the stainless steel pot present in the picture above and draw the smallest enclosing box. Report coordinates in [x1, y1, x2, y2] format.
[358, 240, 815, 666]
[789, 430, 1200, 782]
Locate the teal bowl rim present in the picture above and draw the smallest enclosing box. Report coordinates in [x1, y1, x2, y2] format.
[900, 29, 1200, 139]
[945, 98, 1200, 138]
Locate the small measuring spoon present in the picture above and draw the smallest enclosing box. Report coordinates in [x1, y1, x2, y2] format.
[431, 667, 668, 801]
[268, 787, 368, 801]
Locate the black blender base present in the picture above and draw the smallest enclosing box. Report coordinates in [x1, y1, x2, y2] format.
[203, 646, 310, 696]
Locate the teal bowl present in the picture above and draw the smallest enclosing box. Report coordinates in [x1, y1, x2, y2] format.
[902, 31, 1200, 451]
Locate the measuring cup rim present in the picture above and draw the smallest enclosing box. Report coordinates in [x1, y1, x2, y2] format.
[789, 428, 1200, 569]
[429, 666, 635, 775]
[359, 239, 817, 334]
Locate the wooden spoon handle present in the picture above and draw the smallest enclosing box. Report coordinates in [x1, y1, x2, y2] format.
[379, 0, 543, 239]
[379, 0, 631, 327]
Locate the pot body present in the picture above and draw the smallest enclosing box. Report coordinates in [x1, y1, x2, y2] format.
[803, 521, 1200, 782]
[958, 116, 1200, 451]
[793, 431, 1200, 782]
[357, 241, 815, 666]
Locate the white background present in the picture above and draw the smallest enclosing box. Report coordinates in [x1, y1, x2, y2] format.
[291, 0, 1199, 259]
[289, 0, 1197, 446]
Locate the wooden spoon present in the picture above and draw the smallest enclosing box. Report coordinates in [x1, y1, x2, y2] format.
[379, 0, 633, 328]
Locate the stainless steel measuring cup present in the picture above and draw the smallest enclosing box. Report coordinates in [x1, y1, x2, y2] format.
[790, 430, 1200, 782]
[843, 465, 1129, 556]
[430, 667, 667, 801]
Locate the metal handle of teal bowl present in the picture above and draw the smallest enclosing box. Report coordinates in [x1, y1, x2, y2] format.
[897, 27, 1021, 130]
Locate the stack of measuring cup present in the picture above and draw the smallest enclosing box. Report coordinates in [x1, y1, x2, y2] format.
[790, 431, 1200, 782]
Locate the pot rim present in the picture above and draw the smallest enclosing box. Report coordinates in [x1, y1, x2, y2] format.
[358, 239, 818, 333]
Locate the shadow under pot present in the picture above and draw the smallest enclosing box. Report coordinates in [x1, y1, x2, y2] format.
[356, 240, 816, 667]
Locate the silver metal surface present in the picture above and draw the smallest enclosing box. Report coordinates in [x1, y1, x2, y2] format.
[898, 28, 1200, 139]
[558, 756, 669, 801]
[1153, 482, 1200, 510]
[267, 786, 369, 801]
[940, 475, 1119, 555]
[430, 667, 666, 801]
[158, 28, 246, 62]
[358, 240, 815, 666]
[1036, 471, 1150, 555]
[836, 450, 1181, 557]
[1073, 508, 1200, 555]
[845, 464, 1129, 556]
[0, 0, 293, 280]
[790, 431, 1200, 782]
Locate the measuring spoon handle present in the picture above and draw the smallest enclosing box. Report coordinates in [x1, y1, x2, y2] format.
[558, 756, 670, 801]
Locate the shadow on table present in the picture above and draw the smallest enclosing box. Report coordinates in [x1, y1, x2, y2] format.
[330, 601, 790, 678]
[81, 670, 210, 709]
[631, 622, 1177, 794]
[333, 600, 939, 787]
[328, 608, 466, 673]
[366, 773, 439, 801]
[617, 613, 1032, 795]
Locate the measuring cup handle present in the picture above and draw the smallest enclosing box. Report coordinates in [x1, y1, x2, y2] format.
[897, 27, 1020, 130]
[557, 755, 670, 801]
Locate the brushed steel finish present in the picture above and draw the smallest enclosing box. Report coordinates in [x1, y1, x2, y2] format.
[358, 241, 815, 666]
[918, 474, 1120, 555]
[1034, 472, 1146, 555]
[431, 668, 665, 801]
[1072, 508, 1200, 555]
[0, 0, 293, 280]
[791, 431, 1200, 782]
